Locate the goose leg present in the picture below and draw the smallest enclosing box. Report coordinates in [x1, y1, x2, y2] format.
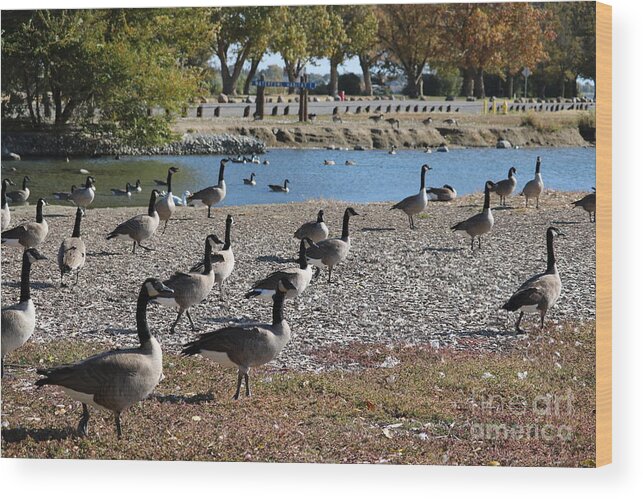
[186, 310, 198, 331]
[132, 241, 137, 254]
[244, 373, 251, 397]
[77, 403, 90, 437]
[478, 236, 482, 249]
[161, 219, 169, 235]
[233, 371, 243, 400]
[75, 270, 81, 285]
[515, 311, 525, 334]
[539, 310, 546, 331]
[138, 243, 153, 251]
[219, 281, 225, 301]
[114, 411, 123, 438]
[536, 197, 540, 209]
[470, 237, 474, 251]
[207, 205, 212, 219]
[170, 311, 184, 333]
[327, 266, 333, 283]
[313, 267, 321, 279]
[60, 272, 66, 288]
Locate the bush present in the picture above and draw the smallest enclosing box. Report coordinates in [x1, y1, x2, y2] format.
[577, 111, 596, 141]
[422, 68, 463, 97]
[338, 73, 362, 96]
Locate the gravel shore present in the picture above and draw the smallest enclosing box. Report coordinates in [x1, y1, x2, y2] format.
[1, 191, 595, 370]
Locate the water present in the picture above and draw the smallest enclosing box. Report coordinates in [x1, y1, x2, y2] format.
[3, 147, 595, 209]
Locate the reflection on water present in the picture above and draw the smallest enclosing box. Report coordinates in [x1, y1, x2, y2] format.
[2, 147, 595, 209]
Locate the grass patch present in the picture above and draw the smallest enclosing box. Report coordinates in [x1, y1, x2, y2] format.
[577, 111, 596, 142]
[520, 113, 563, 133]
[2, 321, 595, 466]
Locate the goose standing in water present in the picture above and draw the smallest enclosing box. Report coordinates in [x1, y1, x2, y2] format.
[71, 175, 96, 211]
[427, 184, 457, 202]
[182, 279, 296, 400]
[520, 157, 544, 208]
[1, 198, 48, 249]
[243, 173, 257, 185]
[294, 209, 329, 243]
[35, 278, 175, 438]
[491, 167, 517, 206]
[572, 188, 596, 222]
[6, 176, 30, 203]
[106, 190, 160, 254]
[1, 248, 47, 376]
[57, 207, 86, 286]
[391, 164, 430, 229]
[451, 181, 495, 250]
[155, 166, 180, 234]
[269, 179, 290, 192]
[502, 227, 564, 333]
[306, 207, 360, 283]
[188, 158, 229, 218]
[1, 178, 14, 230]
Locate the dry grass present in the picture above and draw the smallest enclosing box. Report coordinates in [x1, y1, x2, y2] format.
[2, 321, 595, 466]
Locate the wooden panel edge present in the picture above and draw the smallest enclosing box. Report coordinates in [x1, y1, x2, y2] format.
[595, 0, 612, 467]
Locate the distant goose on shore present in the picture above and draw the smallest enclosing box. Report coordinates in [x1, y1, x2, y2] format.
[269, 179, 290, 192]
[422, 116, 433, 125]
[111, 183, 134, 197]
[332, 114, 343, 124]
[71, 176, 96, 211]
[155, 166, 180, 234]
[246, 238, 313, 300]
[2, 198, 48, 249]
[6, 176, 31, 203]
[243, 173, 257, 185]
[53, 185, 77, 202]
[294, 209, 329, 243]
[368, 113, 384, 123]
[490, 167, 518, 206]
[520, 156, 544, 208]
[1, 179, 14, 230]
[181, 278, 296, 400]
[385, 118, 400, 129]
[106, 190, 160, 254]
[35, 278, 175, 438]
[451, 181, 495, 250]
[57, 207, 86, 286]
[571, 188, 596, 222]
[427, 184, 457, 202]
[306, 207, 360, 283]
[391, 164, 430, 229]
[187, 158, 229, 218]
[443, 118, 459, 125]
[502, 227, 564, 333]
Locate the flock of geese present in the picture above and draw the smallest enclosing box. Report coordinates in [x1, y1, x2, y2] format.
[0, 155, 596, 438]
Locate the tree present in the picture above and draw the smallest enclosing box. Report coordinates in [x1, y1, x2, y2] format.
[376, 4, 448, 98]
[211, 7, 277, 96]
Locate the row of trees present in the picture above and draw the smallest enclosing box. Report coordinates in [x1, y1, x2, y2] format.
[1, 4, 596, 136]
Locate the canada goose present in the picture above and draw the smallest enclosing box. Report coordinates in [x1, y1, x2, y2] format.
[181, 279, 296, 399]
[491, 167, 518, 206]
[243, 173, 257, 185]
[177, 190, 191, 206]
[250, 155, 261, 164]
[57, 207, 86, 286]
[35, 278, 174, 438]
[323, 160, 336, 165]
[520, 156, 544, 208]
[1, 178, 14, 230]
[70, 176, 96, 210]
[269, 179, 290, 192]
[391, 164, 431, 229]
[571, 189, 596, 222]
[132, 179, 142, 192]
[6, 176, 30, 203]
[345, 160, 356, 166]
[306, 207, 360, 283]
[53, 185, 77, 201]
[188, 158, 229, 218]
[443, 118, 458, 125]
[158, 234, 224, 333]
[422, 116, 433, 125]
[155, 166, 180, 234]
[451, 181, 495, 250]
[385, 118, 400, 129]
[294, 209, 329, 243]
[106, 189, 160, 254]
[427, 184, 457, 202]
[369, 113, 384, 123]
[1, 198, 48, 249]
[263, 160, 270, 165]
[502, 227, 564, 333]
[424, 146, 432, 153]
[388, 145, 397, 155]
[246, 238, 313, 300]
[1, 248, 47, 376]
[111, 182, 134, 197]
[436, 144, 449, 152]
[332, 114, 343, 124]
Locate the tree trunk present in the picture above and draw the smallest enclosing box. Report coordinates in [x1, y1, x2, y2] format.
[284, 61, 297, 95]
[559, 76, 566, 98]
[243, 57, 261, 95]
[474, 68, 485, 98]
[405, 65, 423, 98]
[506, 74, 514, 99]
[463, 67, 475, 97]
[359, 55, 373, 96]
[329, 54, 342, 96]
[52, 86, 63, 124]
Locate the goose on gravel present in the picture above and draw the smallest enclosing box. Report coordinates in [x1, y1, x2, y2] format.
[451, 181, 495, 250]
[71, 176, 96, 211]
[391, 164, 430, 229]
[491, 167, 517, 206]
[155, 166, 180, 234]
[57, 207, 86, 286]
[427, 184, 457, 202]
[6, 176, 30, 203]
[571, 188, 596, 222]
[187, 158, 229, 218]
[1, 198, 48, 249]
[294, 209, 329, 243]
[106, 189, 160, 254]
[520, 156, 544, 208]
[1, 178, 14, 230]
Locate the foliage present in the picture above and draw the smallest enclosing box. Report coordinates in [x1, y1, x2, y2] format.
[338, 73, 362, 95]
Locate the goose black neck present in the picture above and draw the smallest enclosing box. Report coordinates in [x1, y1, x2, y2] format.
[20, 252, 33, 302]
[223, 219, 232, 250]
[508, 168, 514, 178]
[23, 177, 28, 190]
[535, 157, 541, 174]
[546, 231, 556, 272]
[36, 201, 44, 223]
[316, 211, 324, 223]
[71, 209, 82, 237]
[84, 177, 92, 188]
[1, 181, 6, 208]
[166, 169, 173, 193]
[298, 240, 307, 269]
[218, 161, 226, 183]
[283, 180, 288, 189]
[483, 186, 491, 211]
[341, 211, 352, 240]
[203, 237, 213, 274]
[136, 291, 152, 345]
[272, 292, 286, 324]
[148, 192, 157, 216]
[420, 167, 427, 190]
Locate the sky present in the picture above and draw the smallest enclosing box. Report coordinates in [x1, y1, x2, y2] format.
[257, 53, 363, 76]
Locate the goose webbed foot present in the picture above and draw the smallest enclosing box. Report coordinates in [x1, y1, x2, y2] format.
[138, 244, 153, 252]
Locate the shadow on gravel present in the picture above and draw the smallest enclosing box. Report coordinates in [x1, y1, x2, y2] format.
[3, 280, 55, 290]
[154, 393, 215, 405]
[256, 255, 295, 264]
[361, 227, 396, 232]
[105, 327, 136, 336]
[87, 250, 123, 257]
[491, 206, 516, 211]
[551, 220, 583, 225]
[44, 214, 70, 218]
[422, 246, 462, 254]
[2, 427, 73, 443]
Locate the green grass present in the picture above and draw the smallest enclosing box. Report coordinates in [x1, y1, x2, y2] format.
[1, 321, 595, 466]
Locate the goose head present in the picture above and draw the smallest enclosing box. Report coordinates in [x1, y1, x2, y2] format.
[25, 248, 48, 264]
[37, 198, 47, 209]
[169, 166, 179, 175]
[23, 175, 31, 185]
[317, 209, 325, 222]
[150, 189, 160, 202]
[206, 233, 225, 246]
[345, 206, 360, 217]
[484, 181, 495, 192]
[142, 278, 175, 303]
[509, 166, 517, 176]
[3, 178, 15, 188]
[547, 226, 565, 239]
